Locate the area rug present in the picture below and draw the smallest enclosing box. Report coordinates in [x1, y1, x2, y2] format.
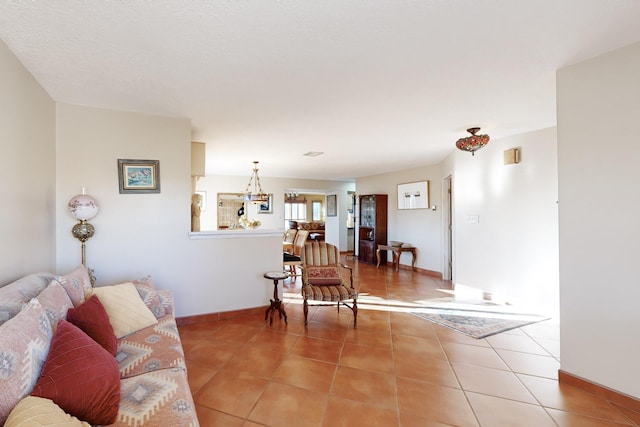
[412, 309, 549, 339]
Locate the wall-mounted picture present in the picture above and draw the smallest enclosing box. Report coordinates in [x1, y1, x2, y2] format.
[326, 194, 337, 217]
[397, 180, 430, 209]
[258, 194, 273, 214]
[118, 159, 160, 194]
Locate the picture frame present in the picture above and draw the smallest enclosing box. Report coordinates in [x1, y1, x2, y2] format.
[258, 193, 273, 214]
[397, 180, 430, 209]
[326, 194, 337, 217]
[118, 159, 160, 194]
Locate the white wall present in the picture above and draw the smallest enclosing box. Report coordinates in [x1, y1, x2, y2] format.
[356, 164, 443, 273]
[357, 128, 559, 315]
[55, 103, 193, 279]
[196, 175, 355, 250]
[557, 42, 640, 398]
[0, 40, 56, 282]
[55, 104, 284, 317]
[447, 128, 559, 312]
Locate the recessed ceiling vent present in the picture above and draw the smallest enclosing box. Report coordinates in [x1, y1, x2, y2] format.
[303, 151, 324, 157]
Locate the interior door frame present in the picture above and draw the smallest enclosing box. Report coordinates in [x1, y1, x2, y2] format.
[442, 175, 453, 281]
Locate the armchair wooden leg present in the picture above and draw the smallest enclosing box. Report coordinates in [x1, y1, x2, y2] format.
[303, 299, 309, 325]
[353, 299, 358, 329]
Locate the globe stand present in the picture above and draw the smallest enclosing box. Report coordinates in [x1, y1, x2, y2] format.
[71, 219, 96, 286]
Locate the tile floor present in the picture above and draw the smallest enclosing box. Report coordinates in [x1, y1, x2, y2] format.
[179, 258, 639, 427]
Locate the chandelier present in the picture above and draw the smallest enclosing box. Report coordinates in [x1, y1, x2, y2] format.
[456, 127, 490, 156]
[243, 161, 269, 203]
[285, 192, 307, 202]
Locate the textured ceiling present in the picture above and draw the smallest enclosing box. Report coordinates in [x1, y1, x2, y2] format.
[2, 1, 640, 180]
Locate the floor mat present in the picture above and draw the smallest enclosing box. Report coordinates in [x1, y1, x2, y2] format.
[411, 308, 550, 339]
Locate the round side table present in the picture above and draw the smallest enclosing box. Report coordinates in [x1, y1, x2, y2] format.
[263, 271, 289, 325]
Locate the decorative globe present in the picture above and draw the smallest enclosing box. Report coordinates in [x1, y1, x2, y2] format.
[68, 194, 99, 220]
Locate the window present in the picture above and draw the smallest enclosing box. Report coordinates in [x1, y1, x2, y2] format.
[312, 201, 322, 221]
[284, 201, 307, 227]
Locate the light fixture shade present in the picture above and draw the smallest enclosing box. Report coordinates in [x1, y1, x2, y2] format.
[68, 194, 99, 220]
[456, 127, 490, 156]
[244, 192, 269, 203]
[243, 161, 269, 204]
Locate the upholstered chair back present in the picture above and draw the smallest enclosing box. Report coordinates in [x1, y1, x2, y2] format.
[301, 242, 340, 267]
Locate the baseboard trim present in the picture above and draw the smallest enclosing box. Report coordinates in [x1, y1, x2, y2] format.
[176, 262, 442, 326]
[395, 263, 442, 278]
[412, 266, 442, 278]
[339, 251, 442, 278]
[176, 305, 267, 327]
[558, 370, 640, 414]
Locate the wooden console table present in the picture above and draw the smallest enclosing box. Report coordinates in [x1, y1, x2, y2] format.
[376, 245, 417, 272]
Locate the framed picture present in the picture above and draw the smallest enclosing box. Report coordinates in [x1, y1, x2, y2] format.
[326, 194, 337, 217]
[118, 159, 160, 194]
[397, 181, 429, 209]
[258, 193, 273, 214]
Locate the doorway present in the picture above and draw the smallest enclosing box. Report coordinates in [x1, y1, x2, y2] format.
[442, 175, 453, 281]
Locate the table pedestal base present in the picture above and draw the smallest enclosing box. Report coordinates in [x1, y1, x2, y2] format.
[265, 299, 287, 325]
[263, 272, 289, 325]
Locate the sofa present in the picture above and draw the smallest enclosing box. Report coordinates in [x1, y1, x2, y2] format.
[0, 266, 199, 426]
[290, 221, 325, 241]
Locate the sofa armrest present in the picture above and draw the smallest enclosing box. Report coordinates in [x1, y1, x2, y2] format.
[156, 289, 174, 315]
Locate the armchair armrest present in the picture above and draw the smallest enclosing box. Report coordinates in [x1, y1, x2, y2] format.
[340, 264, 354, 288]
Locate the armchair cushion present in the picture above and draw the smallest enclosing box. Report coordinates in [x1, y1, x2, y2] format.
[302, 284, 357, 302]
[283, 253, 301, 262]
[305, 266, 342, 286]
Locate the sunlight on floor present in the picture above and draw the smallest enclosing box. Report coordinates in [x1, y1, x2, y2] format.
[283, 287, 557, 320]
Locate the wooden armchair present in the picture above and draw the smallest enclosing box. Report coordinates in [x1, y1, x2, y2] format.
[283, 229, 297, 253]
[283, 229, 309, 277]
[283, 229, 297, 247]
[300, 241, 357, 328]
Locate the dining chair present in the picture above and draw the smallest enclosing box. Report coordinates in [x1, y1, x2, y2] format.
[283, 229, 308, 277]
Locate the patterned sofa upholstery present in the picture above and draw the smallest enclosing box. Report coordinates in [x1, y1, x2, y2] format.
[0, 267, 199, 426]
[293, 221, 325, 241]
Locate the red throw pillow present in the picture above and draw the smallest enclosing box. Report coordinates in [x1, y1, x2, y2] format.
[31, 320, 120, 425]
[66, 294, 117, 355]
[306, 266, 342, 286]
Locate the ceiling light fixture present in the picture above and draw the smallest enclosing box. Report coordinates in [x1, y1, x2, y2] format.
[243, 161, 269, 203]
[456, 127, 490, 156]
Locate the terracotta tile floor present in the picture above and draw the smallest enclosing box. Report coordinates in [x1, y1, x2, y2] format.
[179, 258, 639, 427]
